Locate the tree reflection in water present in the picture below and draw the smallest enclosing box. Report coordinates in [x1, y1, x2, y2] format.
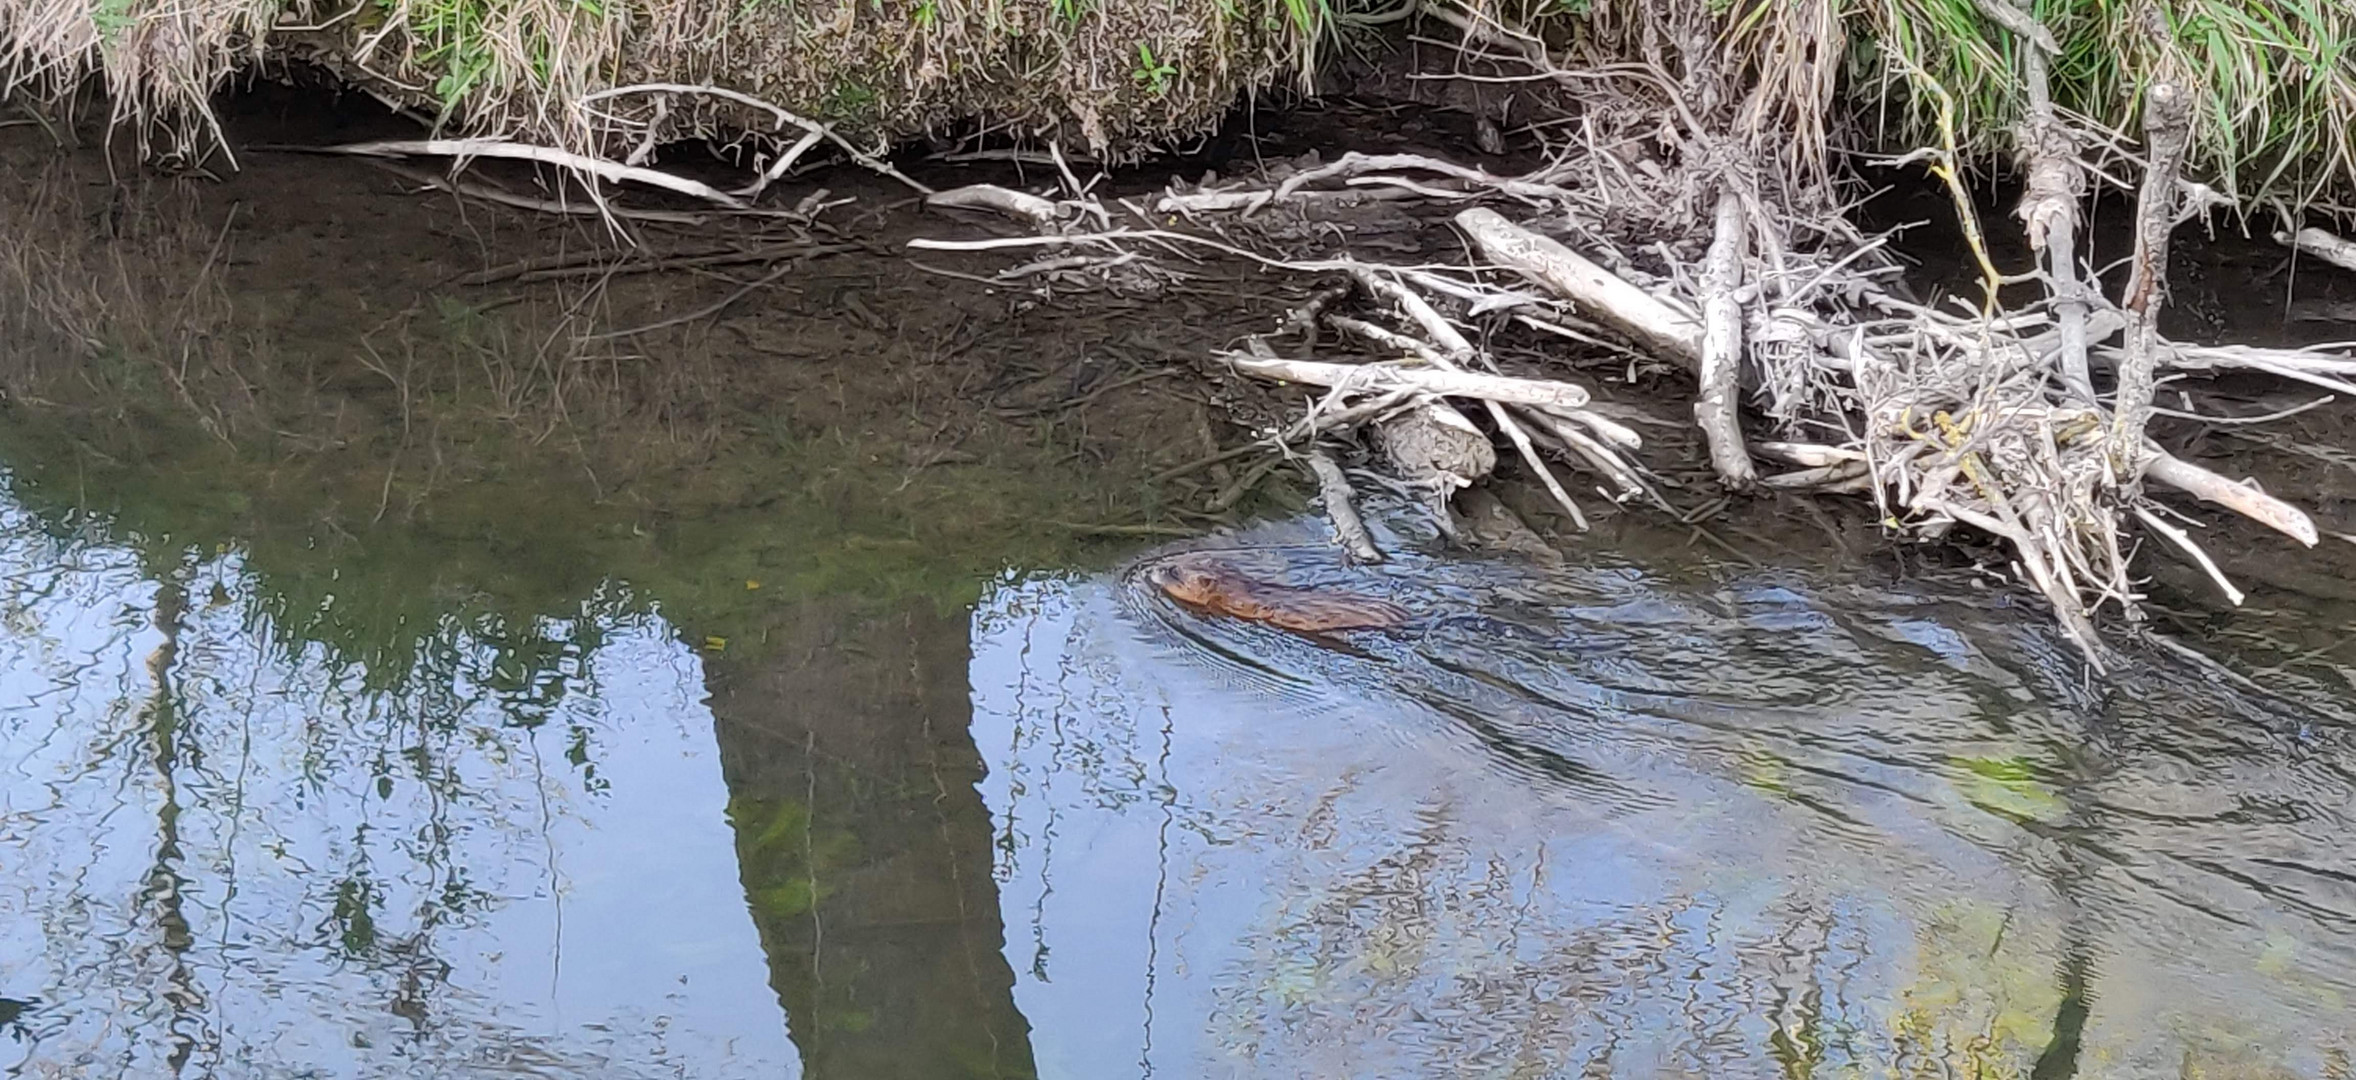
[0, 482, 795, 1077]
[969, 538, 2356, 1079]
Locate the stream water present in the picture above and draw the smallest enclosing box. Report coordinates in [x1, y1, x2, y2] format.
[4, 104, 2356, 1079]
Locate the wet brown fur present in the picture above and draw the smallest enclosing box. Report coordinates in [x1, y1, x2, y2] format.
[1147, 555, 1409, 633]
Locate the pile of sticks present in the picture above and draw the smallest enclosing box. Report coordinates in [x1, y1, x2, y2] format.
[292, 8, 2356, 664]
[909, 3, 2356, 665]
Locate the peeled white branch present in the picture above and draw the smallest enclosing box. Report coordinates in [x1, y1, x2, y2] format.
[2142, 451, 2318, 547]
[2133, 506, 2244, 606]
[926, 184, 1063, 228]
[324, 138, 747, 207]
[1454, 208, 1703, 369]
[2277, 226, 2356, 276]
[1696, 189, 1758, 489]
[1221, 355, 1591, 409]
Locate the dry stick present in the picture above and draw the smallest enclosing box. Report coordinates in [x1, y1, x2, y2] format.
[1526, 410, 1654, 502]
[1271, 151, 1573, 204]
[2006, 5, 2096, 402]
[1754, 441, 1862, 467]
[1304, 448, 1384, 563]
[1488, 400, 1589, 530]
[2111, 81, 2193, 470]
[2141, 450, 2319, 546]
[322, 138, 748, 207]
[1221, 354, 1592, 409]
[2276, 226, 2356, 275]
[1696, 188, 1757, 490]
[1762, 461, 1871, 490]
[2132, 506, 2245, 606]
[1541, 404, 1644, 451]
[738, 128, 826, 199]
[1454, 208, 1703, 370]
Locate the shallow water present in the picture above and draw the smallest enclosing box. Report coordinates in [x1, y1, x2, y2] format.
[5, 106, 2356, 1080]
[6, 485, 2354, 1078]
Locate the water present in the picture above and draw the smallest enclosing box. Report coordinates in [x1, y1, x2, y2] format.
[4, 111, 2356, 1079]
[6, 485, 2351, 1077]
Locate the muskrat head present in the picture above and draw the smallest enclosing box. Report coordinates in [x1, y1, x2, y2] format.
[1146, 557, 1241, 607]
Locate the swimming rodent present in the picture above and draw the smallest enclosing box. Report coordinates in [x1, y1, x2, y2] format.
[1147, 555, 1411, 633]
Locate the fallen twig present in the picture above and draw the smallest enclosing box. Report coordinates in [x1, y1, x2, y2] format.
[1222, 354, 1591, 409]
[927, 184, 1064, 229]
[2141, 450, 2318, 547]
[319, 138, 748, 208]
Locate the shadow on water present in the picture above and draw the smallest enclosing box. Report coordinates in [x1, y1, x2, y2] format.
[0, 99, 1265, 1077]
[5, 99, 2356, 1079]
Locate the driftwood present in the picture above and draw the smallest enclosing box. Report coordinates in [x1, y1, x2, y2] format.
[1221, 355, 1592, 409]
[2142, 451, 2318, 547]
[1695, 188, 1757, 489]
[926, 184, 1063, 228]
[2275, 226, 2356, 276]
[1455, 207, 1703, 368]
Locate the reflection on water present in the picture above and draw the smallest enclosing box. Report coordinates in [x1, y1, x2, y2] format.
[973, 521, 2356, 1078]
[7, 480, 2356, 1076]
[0, 481, 797, 1076]
[3, 114, 2355, 1080]
[700, 596, 1035, 1080]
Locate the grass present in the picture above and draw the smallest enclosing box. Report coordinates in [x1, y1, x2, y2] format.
[1853, 0, 2356, 203]
[6, 0, 2356, 201]
[1513, 0, 2356, 206]
[2, 0, 1325, 156]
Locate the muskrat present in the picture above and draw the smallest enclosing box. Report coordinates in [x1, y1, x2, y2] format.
[1146, 555, 1411, 633]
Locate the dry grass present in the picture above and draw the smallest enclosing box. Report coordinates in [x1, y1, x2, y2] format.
[4, 0, 1325, 160]
[6, 0, 2355, 202]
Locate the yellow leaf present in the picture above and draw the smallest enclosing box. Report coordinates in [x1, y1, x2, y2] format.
[745, 579, 762, 590]
[704, 636, 727, 651]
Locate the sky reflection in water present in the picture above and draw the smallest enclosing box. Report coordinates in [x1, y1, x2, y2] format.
[4, 487, 2354, 1078]
[0, 486, 795, 1078]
